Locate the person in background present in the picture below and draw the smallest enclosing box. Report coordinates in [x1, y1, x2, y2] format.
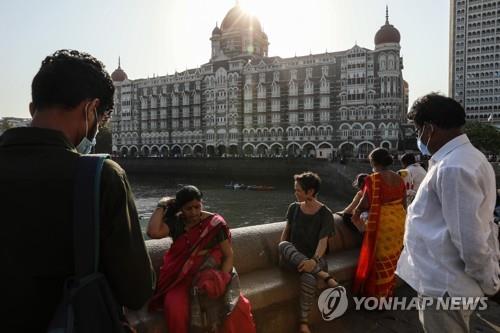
[352, 148, 407, 298]
[396, 93, 500, 333]
[337, 173, 369, 233]
[398, 153, 427, 204]
[147, 185, 255, 333]
[278, 172, 337, 333]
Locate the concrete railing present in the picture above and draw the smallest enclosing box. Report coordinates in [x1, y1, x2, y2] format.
[126, 215, 362, 333]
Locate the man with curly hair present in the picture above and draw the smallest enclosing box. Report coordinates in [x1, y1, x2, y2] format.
[0, 50, 155, 332]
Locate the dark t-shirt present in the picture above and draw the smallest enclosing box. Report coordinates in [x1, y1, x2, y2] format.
[286, 202, 335, 258]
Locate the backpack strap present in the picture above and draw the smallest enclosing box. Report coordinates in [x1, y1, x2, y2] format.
[73, 154, 109, 278]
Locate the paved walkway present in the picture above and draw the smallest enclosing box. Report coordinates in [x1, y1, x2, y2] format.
[312, 284, 500, 333]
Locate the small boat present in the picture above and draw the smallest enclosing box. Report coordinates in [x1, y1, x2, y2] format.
[247, 185, 276, 191]
[224, 183, 247, 190]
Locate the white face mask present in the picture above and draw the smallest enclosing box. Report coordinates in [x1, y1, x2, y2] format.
[76, 107, 99, 154]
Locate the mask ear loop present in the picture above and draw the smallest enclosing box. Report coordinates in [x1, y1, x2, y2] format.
[83, 103, 90, 138]
[425, 124, 434, 149]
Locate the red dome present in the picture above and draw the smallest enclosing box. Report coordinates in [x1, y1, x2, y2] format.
[220, 5, 262, 33]
[374, 7, 400, 45]
[111, 58, 128, 82]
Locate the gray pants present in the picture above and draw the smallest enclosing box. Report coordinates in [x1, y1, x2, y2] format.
[417, 293, 473, 333]
[278, 241, 328, 324]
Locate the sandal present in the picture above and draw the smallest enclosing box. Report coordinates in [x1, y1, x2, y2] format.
[323, 274, 339, 288]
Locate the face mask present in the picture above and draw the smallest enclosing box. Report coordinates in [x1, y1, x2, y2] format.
[416, 124, 432, 156]
[76, 107, 99, 154]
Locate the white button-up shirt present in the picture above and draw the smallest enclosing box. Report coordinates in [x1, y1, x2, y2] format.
[396, 134, 500, 297]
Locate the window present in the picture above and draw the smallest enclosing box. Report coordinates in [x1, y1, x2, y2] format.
[304, 96, 314, 110]
[244, 101, 253, 113]
[272, 99, 280, 112]
[320, 111, 330, 122]
[273, 71, 280, 81]
[257, 100, 266, 113]
[289, 113, 298, 124]
[290, 69, 297, 80]
[320, 96, 330, 108]
[289, 98, 298, 110]
[304, 112, 313, 123]
[306, 68, 313, 79]
[289, 82, 298, 96]
[272, 114, 280, 124]
[322, 66, 329, 76]
[244, 115, 252, 126]
[257, 114, 266, 125]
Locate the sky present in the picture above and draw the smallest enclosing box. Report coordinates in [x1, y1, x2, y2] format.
[0, 0, 450, 118]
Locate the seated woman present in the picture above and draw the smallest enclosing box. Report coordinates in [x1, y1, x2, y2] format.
[352, 148, 407, 299]
[336, 173, 369, 233]
[147, 185, 255, 333]
[278, 172, 338, 333]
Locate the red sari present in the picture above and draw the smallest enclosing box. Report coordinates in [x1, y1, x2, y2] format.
[149, 214, 255, 333]
[352, 173, 406, 298]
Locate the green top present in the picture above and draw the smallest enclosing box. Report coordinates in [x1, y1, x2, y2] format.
[0, 127, 155, 332]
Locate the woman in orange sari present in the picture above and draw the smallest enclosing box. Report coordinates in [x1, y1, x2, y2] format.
[147, 185, 256, 333]
[352, 148, 406, 298]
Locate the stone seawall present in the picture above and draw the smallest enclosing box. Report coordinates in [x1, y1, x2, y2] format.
[115, 157, 373, 198]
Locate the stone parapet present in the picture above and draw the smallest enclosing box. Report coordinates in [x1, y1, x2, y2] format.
[126, 215, 362, 332]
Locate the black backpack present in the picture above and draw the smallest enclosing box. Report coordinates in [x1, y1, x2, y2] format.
[48, 154, 127, 333]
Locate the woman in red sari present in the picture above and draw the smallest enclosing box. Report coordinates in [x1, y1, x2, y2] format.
[147, 185, 256, 333]
[352, 148, 407, 298]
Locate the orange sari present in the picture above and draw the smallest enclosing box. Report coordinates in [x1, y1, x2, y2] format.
[352, 172, 406, 298]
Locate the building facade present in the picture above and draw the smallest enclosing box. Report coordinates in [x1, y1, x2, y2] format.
[449, 0, 500, 126]
[111, 5, 407, 158]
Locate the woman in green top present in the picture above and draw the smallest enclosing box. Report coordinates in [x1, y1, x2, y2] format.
[279, 172, 338, 333]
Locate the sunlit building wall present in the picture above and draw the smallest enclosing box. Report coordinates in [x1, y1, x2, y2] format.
[111, 5, 407, 158]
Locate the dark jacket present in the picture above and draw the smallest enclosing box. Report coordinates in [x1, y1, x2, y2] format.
[0, 127, 155, 332]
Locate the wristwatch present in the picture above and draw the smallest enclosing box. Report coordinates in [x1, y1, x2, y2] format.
[312, 256, 320, 264]
[157, 203, 167, 210]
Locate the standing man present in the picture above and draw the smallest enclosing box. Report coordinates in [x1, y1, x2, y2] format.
[398, 152, 427, 204]
[0, 50, 155, 332]
[396, 93, 500, 332]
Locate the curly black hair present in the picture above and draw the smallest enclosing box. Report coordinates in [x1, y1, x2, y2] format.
[31, 49, 114, 115]
[408, 93, 465, 129]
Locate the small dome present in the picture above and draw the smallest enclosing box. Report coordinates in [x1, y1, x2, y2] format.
[212, 24, 221, 35]
[403, 80, 409, 88]
[111, 58, 127, 82]
[374, 7, 401, 45]
[220, 4, 262, 33]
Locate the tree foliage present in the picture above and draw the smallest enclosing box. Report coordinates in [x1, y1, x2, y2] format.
[464, 121, 500, 154]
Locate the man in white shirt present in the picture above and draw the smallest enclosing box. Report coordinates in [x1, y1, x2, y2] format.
[399, 153, 427, 204]
[396, 93, 500, 332]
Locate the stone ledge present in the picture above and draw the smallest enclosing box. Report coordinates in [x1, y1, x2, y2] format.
[127, 216, 362, 332]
